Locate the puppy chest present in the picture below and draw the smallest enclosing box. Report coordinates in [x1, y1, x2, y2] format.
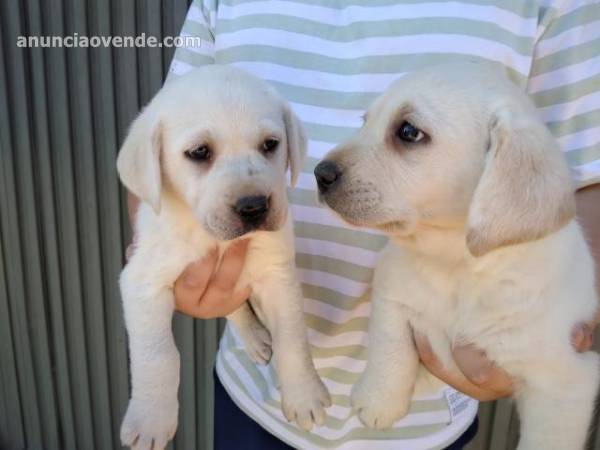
[444, 277, 542, 344]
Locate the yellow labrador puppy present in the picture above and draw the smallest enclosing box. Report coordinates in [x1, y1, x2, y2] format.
[117, 66, 330, 450]
[315, 62, 598, 450]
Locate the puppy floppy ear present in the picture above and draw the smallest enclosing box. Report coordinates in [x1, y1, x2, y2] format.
[466, 106, 575, 257]
[282, 103, 307, 187]
[116, 108, 163, 214]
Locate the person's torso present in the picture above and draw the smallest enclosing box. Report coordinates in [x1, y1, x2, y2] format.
[198, 1, 543, 448]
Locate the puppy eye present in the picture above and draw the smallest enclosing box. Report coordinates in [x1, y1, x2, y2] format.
[396, 122, 426, 143]
[261, 138, 279, 153]
[184, 144, 212, 162]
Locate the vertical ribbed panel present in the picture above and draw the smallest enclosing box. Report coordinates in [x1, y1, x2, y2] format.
[0, 1, 219, 449]
[0, 1, 598, 449]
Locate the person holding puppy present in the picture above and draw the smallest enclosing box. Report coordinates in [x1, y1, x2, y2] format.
[128, 1, 600, 448]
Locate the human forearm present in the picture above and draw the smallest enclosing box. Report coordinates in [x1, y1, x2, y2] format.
[127, 191, 140, 230]
[576, 183, 600, 296]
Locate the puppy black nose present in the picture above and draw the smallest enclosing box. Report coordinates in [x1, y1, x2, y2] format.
[234, 195, 269, 223]
[314, 161, 341, 193]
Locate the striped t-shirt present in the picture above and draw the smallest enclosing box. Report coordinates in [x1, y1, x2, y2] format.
[168, 1, 600, 448]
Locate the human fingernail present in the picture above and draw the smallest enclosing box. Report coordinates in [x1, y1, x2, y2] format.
[571, 328, 584, 348]
[472, 370, 491, 385]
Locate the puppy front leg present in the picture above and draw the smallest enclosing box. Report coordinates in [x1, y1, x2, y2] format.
[255, 275, 331, 431]
[351, 295, 418, 429]
[120, 270, 179, 450]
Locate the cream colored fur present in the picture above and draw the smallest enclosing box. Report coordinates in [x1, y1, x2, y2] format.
[117, 66, 330, 450]
[319, 62, 599, 450]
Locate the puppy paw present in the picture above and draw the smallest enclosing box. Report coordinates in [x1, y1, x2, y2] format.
[239, 320, 272, 365]
[120, 397, 178, 450]
[281, 375, 332, 431]
[351, 375, 410, 429]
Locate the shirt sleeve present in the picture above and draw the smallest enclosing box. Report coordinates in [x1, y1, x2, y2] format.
[167, 0, 217, 80]
[527, 0, 600, 189]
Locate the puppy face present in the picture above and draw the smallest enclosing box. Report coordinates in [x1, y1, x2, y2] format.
[117, 66, 306, 240]
[316, 62, 574, 255]
[160, 75, 290, 241]
[316, 65, 489, 232]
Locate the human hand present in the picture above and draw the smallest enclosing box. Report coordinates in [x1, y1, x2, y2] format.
[173, 240, 251, 319]
[414, 318, 598, 401]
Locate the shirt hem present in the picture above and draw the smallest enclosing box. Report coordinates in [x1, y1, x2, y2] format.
[215, 354, 478, 450]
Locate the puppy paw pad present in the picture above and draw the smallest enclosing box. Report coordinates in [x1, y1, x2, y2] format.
[120, 398, 178, 450]
[351, 379, 409, 430]
[281, 377, 331, 431]
[241, 323, 273, 365]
